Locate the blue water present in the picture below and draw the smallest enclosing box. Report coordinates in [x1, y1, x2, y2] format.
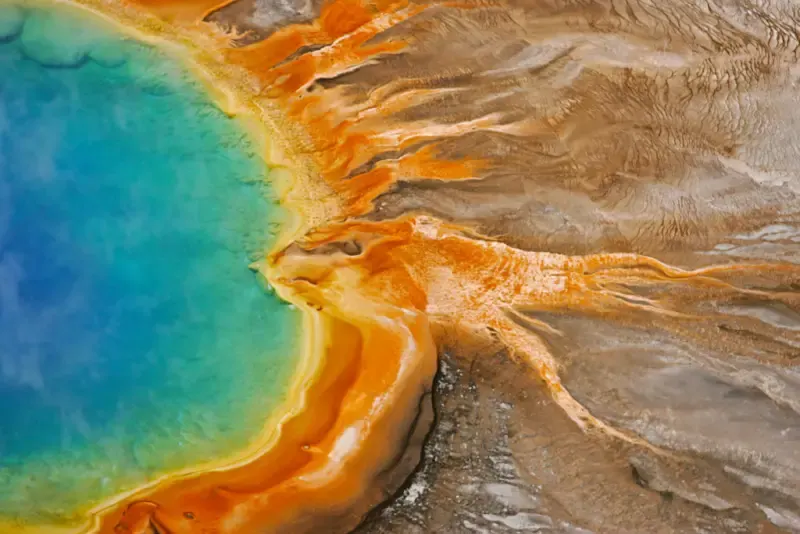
[0, 4, 298, 522]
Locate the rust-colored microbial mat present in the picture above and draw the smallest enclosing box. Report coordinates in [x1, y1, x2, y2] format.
[6, 0, 800, 532]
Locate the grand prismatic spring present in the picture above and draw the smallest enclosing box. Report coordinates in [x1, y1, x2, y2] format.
[2, 0, 800, 532]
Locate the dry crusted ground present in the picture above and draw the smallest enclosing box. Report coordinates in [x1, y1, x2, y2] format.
[207, 0, 800, 532]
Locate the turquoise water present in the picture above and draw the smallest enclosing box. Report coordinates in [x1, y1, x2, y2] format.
[0, 4, 298, 523]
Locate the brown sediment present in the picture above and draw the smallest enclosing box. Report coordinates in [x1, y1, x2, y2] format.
[17, 0, 800, 531]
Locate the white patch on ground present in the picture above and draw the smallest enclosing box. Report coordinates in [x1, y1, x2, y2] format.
[483, 483, 538, 509]
[734, 224, 800, 241]
[758, 504, 800, 531]
[463, 519, 492, 533]
[483, 512, 553, 530]
[402, 479, 428, 505]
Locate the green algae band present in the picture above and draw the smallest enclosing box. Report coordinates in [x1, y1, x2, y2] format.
[0, 3, 299, 526]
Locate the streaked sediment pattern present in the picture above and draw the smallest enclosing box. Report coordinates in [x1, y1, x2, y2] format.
[4, 0, 800, 532]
